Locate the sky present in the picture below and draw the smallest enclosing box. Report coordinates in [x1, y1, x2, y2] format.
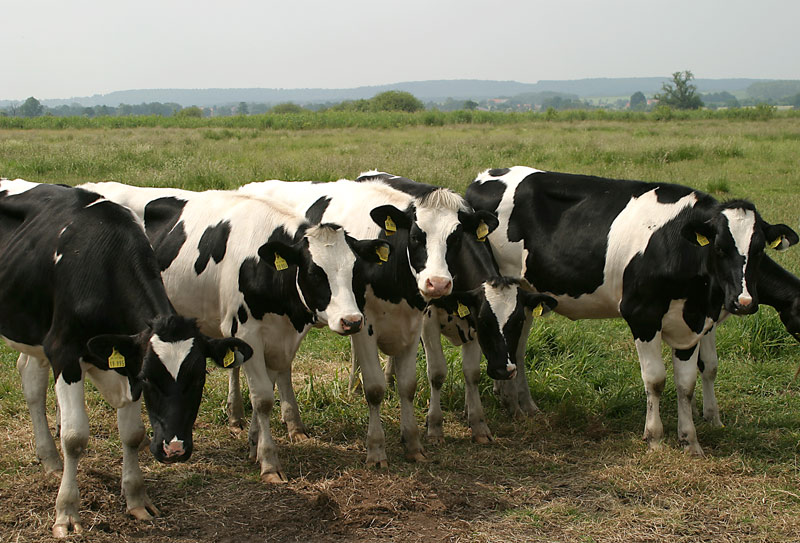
[3, 0, 799, 101]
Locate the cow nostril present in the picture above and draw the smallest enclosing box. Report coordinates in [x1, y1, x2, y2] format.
[341, 317, 363, 331]
[738, 295, 752, 307]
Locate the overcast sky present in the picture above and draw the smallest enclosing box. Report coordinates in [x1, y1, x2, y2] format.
[3, 0, 799, 101]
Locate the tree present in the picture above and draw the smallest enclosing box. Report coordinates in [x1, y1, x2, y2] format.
[464, 100, 479, 111]
[237, 102, 249, 115]
[177, 106, 203, 118]
[370, 91, 424, 112]
[270, 102, 304, 114]
[629, 91, 647, 111]
[20, 96, 44, 118]
[654, 71, 703, 110]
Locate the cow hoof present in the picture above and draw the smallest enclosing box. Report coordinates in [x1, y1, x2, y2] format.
[645, 438, 663, 451]
[405, 451, 428, 463]
[228, 423, 246, 435]
[42, 458, 63, 477]
[52, 521, 82, 538]
[367, 457, 389, 470]
[288, 430, 310, 442]
[426, 434, 445, 445]
[684, 443, 705, 457]
[704, 413, 723, 428]
[128, 506, 154, 521]
[261, 471, 288, 484]
[138, 435, 151, 452]
[472, 433, 493, 445]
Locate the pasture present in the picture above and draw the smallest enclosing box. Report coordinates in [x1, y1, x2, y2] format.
[1, 116, 800, 542]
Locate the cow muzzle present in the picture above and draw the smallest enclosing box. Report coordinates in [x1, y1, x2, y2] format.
[339, 315, 364, 335]
[731, 294, 758, 315]
[422, 277, 453, 298]
[161, 437, 187, 462]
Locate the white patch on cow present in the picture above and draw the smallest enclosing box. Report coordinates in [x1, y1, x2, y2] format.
[84, 197, 107, 208]
[0, 178, 39, 196]
[414, 204, 460, 296]
[304, 225, 361, 333]
[54, 250, 63, 265]
[660, 298, 715, 349]
[58, 226, 68, 237]
[722, 207, 756, 301]
[150, 335, 195, 381]
[483, 282, 520, 333]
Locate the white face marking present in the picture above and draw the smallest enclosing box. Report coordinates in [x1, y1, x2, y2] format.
[304, 227, 361, 333]
[414, 206, 459, 295]
[722, 208, 756, 300]
[150, 335, 195, 381]
[483, 282, 520, 333]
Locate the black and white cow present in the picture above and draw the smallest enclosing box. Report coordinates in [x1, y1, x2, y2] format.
[421, 228, 557, 443]
[0, 179, 251, 537]
[236, 172, 503, 466]
[79, 181, 388, 482]
[466, 166, 798, 455]
[694, 254, 800, 428]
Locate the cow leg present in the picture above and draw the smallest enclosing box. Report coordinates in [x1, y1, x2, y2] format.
[635, 336, 666, 450]
[226, 366, 245, 430]
[393, 343, 426, 462]
[348, 348, 362, 394]
[698, 329, 723, 427]
[52, 375, 89, 538]
[672, 347, 704, 456]
[240, 342, 285, 483]
[384, 356, 396, 389]
[17, 354, 62, 475]
[462, 340, 493, 443]
[421, 315, 446, 444]
[273, 368, 309, 442]
[117, 400, 159, 520]
[496, 313, 538, 417]
[351, 334, 387, 469]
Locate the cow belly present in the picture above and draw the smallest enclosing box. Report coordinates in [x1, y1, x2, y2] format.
[541, 286, 623, 321]
[660, 299, 714, 350]
[365, 289, 423, 355]
[252, 316, 307, 371]
[1, 336, 46, 360]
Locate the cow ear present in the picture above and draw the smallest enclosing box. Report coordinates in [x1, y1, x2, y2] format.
[458, 210, 499, 242]
[764, 223, 799, 251]
[86, 334, 144, 376]
[451, 288, 483, 318]
[258, 241, 301, 271]
[205, 337, 253, 369]
[348, 237, 392, 264]
[681, 220, 715, 247]
[521, 292, 557, 317]
[369, 205, 412, 236]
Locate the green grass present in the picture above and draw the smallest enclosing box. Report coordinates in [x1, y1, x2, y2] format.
[1, 116, 800, 541]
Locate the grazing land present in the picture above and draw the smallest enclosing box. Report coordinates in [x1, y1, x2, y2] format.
[1, 116, 799, 542]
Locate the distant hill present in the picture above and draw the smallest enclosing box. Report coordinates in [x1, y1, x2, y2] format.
[0, 78, 782, 108]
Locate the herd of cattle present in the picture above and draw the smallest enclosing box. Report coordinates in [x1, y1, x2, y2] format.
[0, 167, 798, 537]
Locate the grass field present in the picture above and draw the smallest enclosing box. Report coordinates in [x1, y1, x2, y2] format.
[1, 115, 800, 542]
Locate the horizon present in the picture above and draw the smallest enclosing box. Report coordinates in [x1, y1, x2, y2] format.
[4, 0, 799, 102]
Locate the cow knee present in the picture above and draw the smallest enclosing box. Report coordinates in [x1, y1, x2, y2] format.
[61, 428, 89, 457]
[364, 383, 385, 406]
[251, 394, 275, 416]
[429, 369, 446, 391]
[463, 367, 481, 386]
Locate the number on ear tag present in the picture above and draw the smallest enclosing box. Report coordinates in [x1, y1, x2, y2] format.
[696, 233, 710, 247]
[108, 348, 126, 369]
[476, 220, 489, 242]
[274, 253, 288, 271]
[533, 303, 544, 317]
[769, 237, 782, 249]
[376, 245, 389, 263]
[223, 349, 236, 368]
[457, 302, 470, 318]
[384, 216, 397, 236]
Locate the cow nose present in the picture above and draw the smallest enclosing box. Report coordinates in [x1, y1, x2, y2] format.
[340, 315, 363, 334]
[163, 437, 185, 459]
[738, 294, 752, 307]
[424, 277, 452, 298]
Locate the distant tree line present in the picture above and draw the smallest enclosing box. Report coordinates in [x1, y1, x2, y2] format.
[3, 78, 799, 119]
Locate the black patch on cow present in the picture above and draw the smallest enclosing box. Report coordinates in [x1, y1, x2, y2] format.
[488, 168, 511, 177]
[674, 346, 697, 361]
[194, 220, 231, 275]
[144, 197, 188, 271]
[465, 179, 505, 218]
[368, 324, 374, 336]
[230, 316, 238, 337]
[237, 305, 248, 325]
[697, 357, 706, 373]
[305, 196, 331, 225]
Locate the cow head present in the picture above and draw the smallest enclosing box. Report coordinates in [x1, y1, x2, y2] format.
[683, 200, 798, 315]
[432, 278, 556, 380]
[369, 194, 499, 301]
[87, 315, 252, 463]
[259, 224, 390, 335]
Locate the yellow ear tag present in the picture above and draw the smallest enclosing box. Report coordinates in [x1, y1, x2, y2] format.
[108, 348, 126, 369]
[696, 233, 710, 247]
[476, 220, 489, 242]
[223, 349, 236, 368]
[457, 302, 470, 318]
[376, 245, 389, 263]
[769, 237, 782, 249]
[274, 253, 288, 271]
[533, 303, 544, 317]
[384, 216, 397, 236]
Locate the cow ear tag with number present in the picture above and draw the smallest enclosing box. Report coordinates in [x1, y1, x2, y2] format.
[376, 245, 389, 264]
[274, 253, 288, 271]
[695, 233, 710, 247]
[108, 348, 126, 369]
[384, 216, 397, 236]
[769, 237, 782, 249]
[476, 220, 489, 242]
[533, 303, 544, 317]
[223, 349, 236, 368]
[457, 302, 470, 318]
